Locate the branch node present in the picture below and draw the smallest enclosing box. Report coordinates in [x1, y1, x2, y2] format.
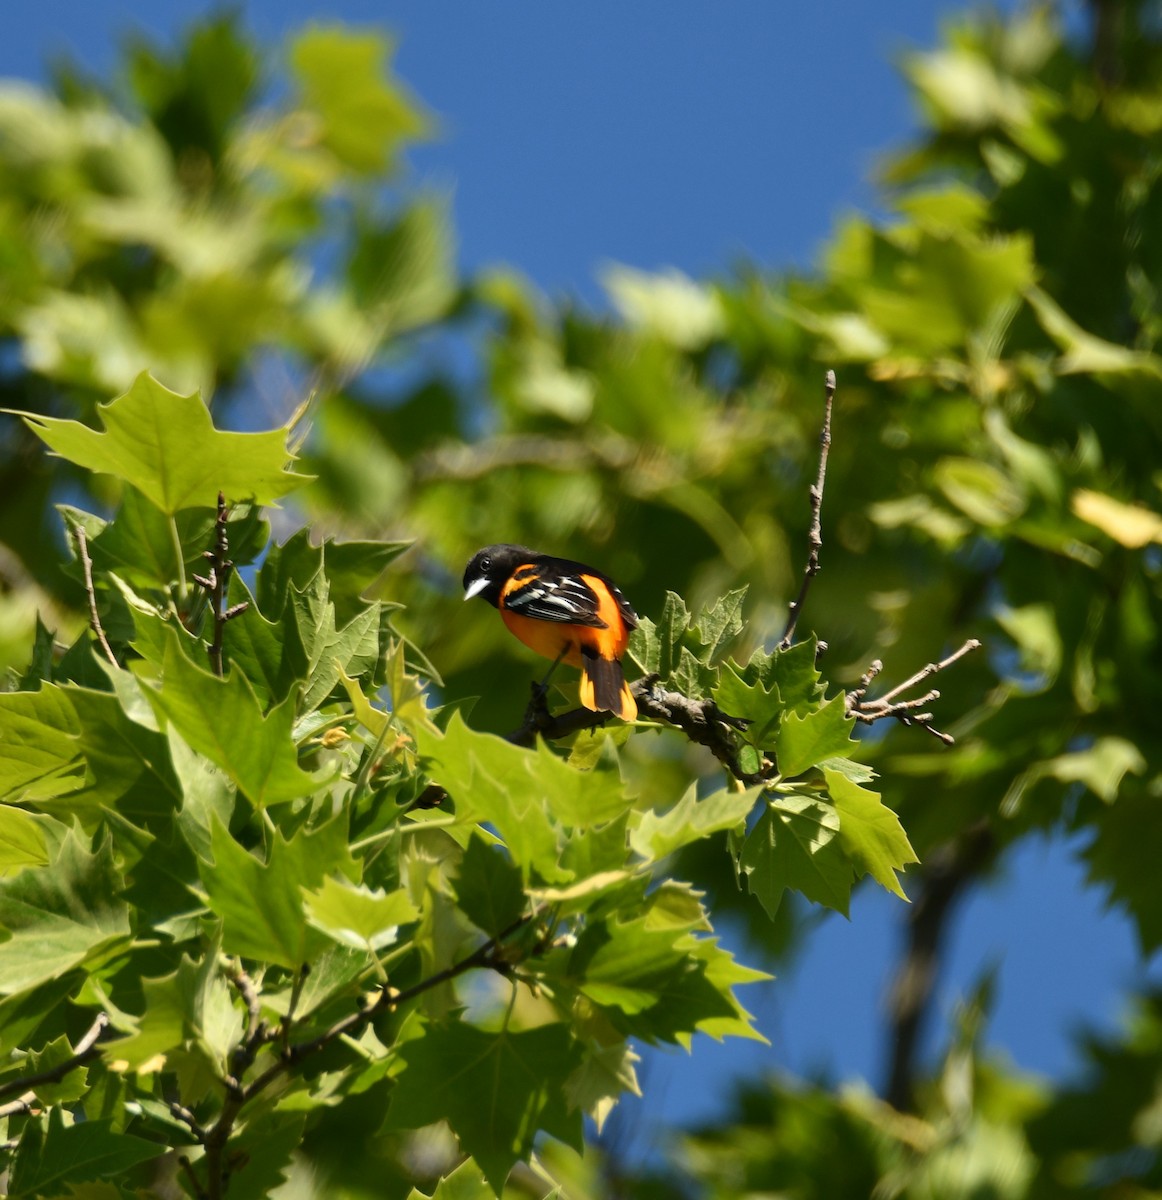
[847, 639, 981, 746]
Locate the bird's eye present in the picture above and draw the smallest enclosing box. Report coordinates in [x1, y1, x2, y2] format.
[480, 556, 492, 573]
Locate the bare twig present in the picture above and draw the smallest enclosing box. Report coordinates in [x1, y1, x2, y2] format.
[72, 525, 117, 667]
[781, 369, 836, 649]
[847, 639, 981, 745]
[0, 1013, 109, 1105]
[193, 493, 248, 677]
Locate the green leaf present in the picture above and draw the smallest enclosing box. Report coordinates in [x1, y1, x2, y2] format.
[453, 837, 526, 938]
[713, 665, 783, 746]
[108, 950, 242, 1076]
[761, 638, 825, 715]
[564, 913, 738, 1043]
[412, 714, 633, 880]
[655, 591, 692, 679]
[935, 457, 1026, 526]
[199, 817, 356, 969]
[740, 796, 853, 919]
[388, 1021, 583, 1194]
[13, 372, 309, 515]
[1040, 737, 1146, 804]
[133, 627, 316, 808]
[630, 784, 761, 861]
[693, 587, 747, 663]
[825, 769, 918, 900]
[0, 807, 51, 874]
[59, 684, 182, 818]
[9, 1110, 161, 1197]
[0, 830, 131, 994]
[407, 1158, 491, 1200]
[686, 936, 771, 1044]
[627, 614, 661, 675]
[0, 687, 85, 802]
[774, 694, 855, 778]
[27, 1034, 92, 1105]
[287, 566, 385, 713]
[563, 1039, 641, 1133]
[79, 488, 268, 592]
[303, 877, 419, 952]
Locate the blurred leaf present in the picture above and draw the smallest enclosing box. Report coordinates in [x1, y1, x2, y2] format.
[604, 265, 725, 349]
[1042, 738, 1145, 805]
[9, 1109, 161, 1197]
[290, 25, 428, 174]
[1072, 489, 1162, 548]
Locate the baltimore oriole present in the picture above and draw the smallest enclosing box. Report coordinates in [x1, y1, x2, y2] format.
[463, 544, 638, 721]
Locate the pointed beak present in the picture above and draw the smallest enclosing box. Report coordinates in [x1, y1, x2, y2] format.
[463, 576, 489, 601]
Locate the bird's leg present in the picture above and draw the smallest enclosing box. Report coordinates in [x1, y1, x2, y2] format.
[535, 646, 569, 699]
[519, 647, 569, 736]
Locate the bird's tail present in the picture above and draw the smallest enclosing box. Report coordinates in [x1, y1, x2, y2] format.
[579, 651, 637, 721]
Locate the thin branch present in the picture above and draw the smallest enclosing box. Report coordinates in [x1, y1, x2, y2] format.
[178, 1155, 209, 1200]
[227, 964, 267, 1062]
[72, 525, 117, 667]
[193, 493, 248, 677]
[508, 677, 761, 785]
[170, 1102, 208, 1144]
[197, 912, 538, 1198]
[781, 369, 836, 649]
[0, 1013, 109, 1105]
[281, 964, 309, 1057]
[0, 1095, 36, 1121]
[847, 639, 982, 745]
[884, 821, 996, 1111]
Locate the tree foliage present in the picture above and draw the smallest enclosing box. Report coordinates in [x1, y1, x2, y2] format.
[0, 3, 1160, 1199]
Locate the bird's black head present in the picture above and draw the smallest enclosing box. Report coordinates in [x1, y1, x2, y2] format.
[462, 544, 535, 608]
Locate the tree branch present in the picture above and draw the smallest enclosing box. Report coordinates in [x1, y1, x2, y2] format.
[507, 677, 761, 784]
[71, 524, 117, 668]
[0, 1013, 109, 1106]
[781, 369, 835, 649]
[193, 493, 248, 677]
[884, 821, 996, 1111]
[847, 639, 981, 745]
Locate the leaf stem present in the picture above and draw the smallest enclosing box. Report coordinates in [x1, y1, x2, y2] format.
[350, 815, 460, 853]
[170, 515, 188, 603]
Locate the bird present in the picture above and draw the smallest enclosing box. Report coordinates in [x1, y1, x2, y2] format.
[462, 544, 638, 721]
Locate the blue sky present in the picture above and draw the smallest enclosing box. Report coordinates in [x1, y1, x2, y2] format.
[5, 0, 1158, 1148]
